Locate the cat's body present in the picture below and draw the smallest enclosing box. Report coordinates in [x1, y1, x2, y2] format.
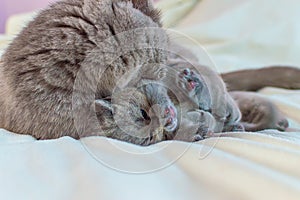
[0, 0, 170, 141]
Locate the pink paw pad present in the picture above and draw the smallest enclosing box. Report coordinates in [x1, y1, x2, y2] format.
[180, 68, 199, 91]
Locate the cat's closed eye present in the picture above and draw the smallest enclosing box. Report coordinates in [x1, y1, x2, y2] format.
[140, 109, 150, 120]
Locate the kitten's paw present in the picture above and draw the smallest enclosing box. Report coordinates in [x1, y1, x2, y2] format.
[186, 110, 216, 138]
[178, 68, 200, 92]
[276, 118, 289, 131]
[222, 122, 245, 132]
[173, 111, 214, 142]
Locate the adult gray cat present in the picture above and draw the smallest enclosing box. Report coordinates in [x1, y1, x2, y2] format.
[0, 0, 222, 146]
[0, 0, 175, 142]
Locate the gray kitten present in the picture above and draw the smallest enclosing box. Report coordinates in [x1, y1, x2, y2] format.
[221, 66, 300, 131]
[230, 91, 289, 131]
[166, 43, 243, 135]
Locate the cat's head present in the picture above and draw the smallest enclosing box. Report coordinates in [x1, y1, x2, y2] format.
[94, 83, 178, 145]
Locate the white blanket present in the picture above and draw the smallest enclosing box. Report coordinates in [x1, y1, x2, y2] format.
[1, 0, 300, 199]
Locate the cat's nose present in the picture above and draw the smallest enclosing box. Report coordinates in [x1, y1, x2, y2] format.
[164, 106, 176, 118]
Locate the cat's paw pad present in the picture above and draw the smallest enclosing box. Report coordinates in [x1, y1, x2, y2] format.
[178, 68, 200, 91]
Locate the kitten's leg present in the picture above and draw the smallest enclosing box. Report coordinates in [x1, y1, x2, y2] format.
[221, 66, 300, 91]
[222, 122, 245, 132]
[230, 91, 289, 131]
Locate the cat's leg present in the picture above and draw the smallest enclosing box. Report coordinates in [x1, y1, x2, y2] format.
[230, 91, 289, 131]
[221, 66, 300, 91]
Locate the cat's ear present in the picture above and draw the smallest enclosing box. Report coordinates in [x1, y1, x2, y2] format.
[131, 0, 161, 25]
[94, 99, 113, 113]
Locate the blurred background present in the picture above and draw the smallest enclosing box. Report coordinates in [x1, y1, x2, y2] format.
[0, 0, 58, 33]
[0, 0, 161, 33]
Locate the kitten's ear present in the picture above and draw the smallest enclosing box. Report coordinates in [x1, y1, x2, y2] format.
[94, 99, 113, 113]
[131, 0, 161, 25]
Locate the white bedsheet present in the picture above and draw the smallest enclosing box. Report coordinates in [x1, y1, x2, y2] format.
[1, 0, 300, 199]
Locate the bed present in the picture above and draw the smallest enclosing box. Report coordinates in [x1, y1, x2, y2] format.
[1, 0, 300, 199]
